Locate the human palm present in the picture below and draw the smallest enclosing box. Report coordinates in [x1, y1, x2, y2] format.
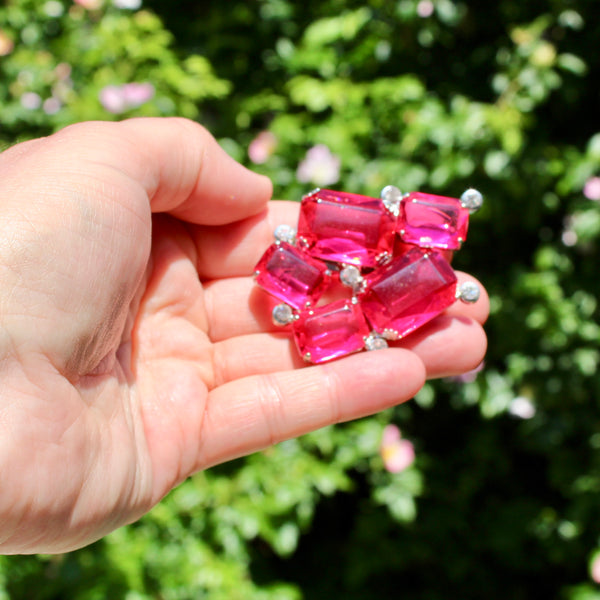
[0, 118, 488, 554]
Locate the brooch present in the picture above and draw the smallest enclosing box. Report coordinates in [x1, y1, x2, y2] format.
[254, 186, 483, 363]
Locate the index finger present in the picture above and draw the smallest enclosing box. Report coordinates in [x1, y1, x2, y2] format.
[118, 118, 273, 224]
[4, 117, 273, 227]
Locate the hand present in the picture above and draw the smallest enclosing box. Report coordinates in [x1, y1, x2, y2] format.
[0, 118, 488, 554]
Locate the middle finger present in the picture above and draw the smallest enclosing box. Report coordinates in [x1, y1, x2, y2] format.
[203, 271, 489, 343]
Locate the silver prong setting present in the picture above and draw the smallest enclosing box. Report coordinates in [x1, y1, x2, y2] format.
[381, 184, 403, 216]
[376, 251, 392, 266]
[460, 188, 483, 213]
[297, 235, 309, 249]
[272, 303, 296, 326]
[339, 264, 365, 294]
[456, 281, 481, 304]
[302, 188, 321, 200]
[274, 224, 297, 245]
[364, 333, 389, 351]
[382, 328, 400, 341]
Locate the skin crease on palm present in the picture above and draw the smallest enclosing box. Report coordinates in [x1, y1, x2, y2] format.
[0, 117, 488, 554]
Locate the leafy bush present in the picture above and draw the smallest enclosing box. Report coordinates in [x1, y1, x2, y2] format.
[1, 0, 600, 598]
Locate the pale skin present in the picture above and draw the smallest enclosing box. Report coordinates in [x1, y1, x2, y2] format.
[0, 117, 488, 554]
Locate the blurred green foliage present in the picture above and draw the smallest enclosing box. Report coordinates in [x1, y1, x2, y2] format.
[1, 0, 600, 598]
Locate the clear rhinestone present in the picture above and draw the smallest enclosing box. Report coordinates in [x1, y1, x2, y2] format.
[272, 303, 295, 326]
[364, 333, 389, 351]
[457, 281, 480, 303]
[381, 185, 403, 216]
[460, 188, 483, 213]
[339, 265, 363, 289]
[274, 224, 297, 245]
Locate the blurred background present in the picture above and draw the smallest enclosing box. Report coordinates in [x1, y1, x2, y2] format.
[1, 0, 600, 598]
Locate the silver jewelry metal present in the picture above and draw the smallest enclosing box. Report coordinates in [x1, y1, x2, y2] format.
[339, 265, 365, 294]
[456, 281, 481, 304]
[272, 303, 296, 326]
[380, 184, 403, 216]
[460, 188, 483, 213]
[274, 224, 297, 245]
[364, 333, 389, 351]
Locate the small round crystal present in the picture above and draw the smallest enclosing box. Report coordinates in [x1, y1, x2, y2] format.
[339, 265, 362, 288]
[272, 303, 295, 326]
[457, 281, 480, 304]
[365, 333, 389, 351]
[274, 224, 297, 245]
[460, 188, 483, 213]
[381, 185, 403, 216]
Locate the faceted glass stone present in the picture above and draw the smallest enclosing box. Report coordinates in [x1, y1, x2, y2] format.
[293, 299, 370, 363]
[254, 242, 330, 309]
[398, 191, 469, 250]
[360, 248, 458, 338]
[297, 189, 396, 267]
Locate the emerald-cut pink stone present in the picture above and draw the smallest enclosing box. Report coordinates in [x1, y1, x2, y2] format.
[293, 299, 370, 363]
[254, 242, 330, 309]
[360, 248, 457, 338]
[297, 189, 396, 267]
[398, 192, 469, 250]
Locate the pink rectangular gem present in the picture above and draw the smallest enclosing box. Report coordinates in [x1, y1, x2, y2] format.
[293, 299, 370, 363]
[254, 242, 330, 309]
[398, 192, 469, 250]
[360, 249, 457, 338]
[297, 189, 395, 267]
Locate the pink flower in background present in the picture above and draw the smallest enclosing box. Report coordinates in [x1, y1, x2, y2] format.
[296, 144, 341, 186]
[74, 0, 104, 8]
[99, 85, 127, 114]
[99, 83, 154, 114]
[248, 131, 277, 164]
[122, 82, 155, 107]
[417, 0, 434, 17]
[20, 92, 42, 110]
[54, 63, 72, 81]
[380, 424, 415, 473]
[590, 553, 600, 584]
[51, 64, 74, 104]
[583, 176, 600, 201]
[0, 30, 14, 56]
[43, 97, 62, 115]
[561, 215, 577, 246]
[508, 396, 536, 419]
[448, 361, 485, 384]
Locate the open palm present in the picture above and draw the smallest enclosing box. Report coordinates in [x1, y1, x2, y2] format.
[0, 118, 488, 554]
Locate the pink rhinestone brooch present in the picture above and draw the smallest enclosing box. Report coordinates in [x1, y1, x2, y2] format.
[254, 186, 483, 364]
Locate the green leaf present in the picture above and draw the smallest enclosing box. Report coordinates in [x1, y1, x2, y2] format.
[302, 8, 372, 47]
[557, 52, 587, 75]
